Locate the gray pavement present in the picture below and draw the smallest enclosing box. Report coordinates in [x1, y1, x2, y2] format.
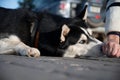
[0, 55, 120, 80]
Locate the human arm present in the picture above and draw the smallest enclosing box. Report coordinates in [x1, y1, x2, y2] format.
[101, 0, 120, 57]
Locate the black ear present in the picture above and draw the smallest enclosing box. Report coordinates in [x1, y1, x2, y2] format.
[25, 10, 37, 23]
[76, 2, 88, 20]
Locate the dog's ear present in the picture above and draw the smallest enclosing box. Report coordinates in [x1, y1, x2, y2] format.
[25, 10, 37, 23]
[76, 2, 88, 21]
[60, 24, 70, 43]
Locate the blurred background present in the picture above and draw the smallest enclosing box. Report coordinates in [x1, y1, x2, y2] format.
[0, 0, 105, 41]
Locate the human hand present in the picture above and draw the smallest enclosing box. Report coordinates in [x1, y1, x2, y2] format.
[102, 40, 120, 57]
[102, 34, 120, 58]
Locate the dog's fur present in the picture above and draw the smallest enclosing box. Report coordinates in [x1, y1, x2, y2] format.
[0, 7, 40, 57]
[35, 7, 103, 58]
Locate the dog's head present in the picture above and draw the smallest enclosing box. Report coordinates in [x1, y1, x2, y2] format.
[59, 24, 102, 58]
[58, 4, 103, 57]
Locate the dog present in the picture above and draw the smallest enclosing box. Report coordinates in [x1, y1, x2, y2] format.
[0, 6, 103, 58]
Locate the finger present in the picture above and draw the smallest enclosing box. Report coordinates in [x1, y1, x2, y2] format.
[116, 49, 120, 58]
[112, 44, 119, 56]
[107, 42, 118, 56]
[106, 42, 113, 56]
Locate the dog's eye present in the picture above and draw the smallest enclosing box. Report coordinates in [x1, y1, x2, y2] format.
[79, 40, 87, 44]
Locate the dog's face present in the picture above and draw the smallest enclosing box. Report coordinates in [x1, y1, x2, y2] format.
[59, 24, 102, 58]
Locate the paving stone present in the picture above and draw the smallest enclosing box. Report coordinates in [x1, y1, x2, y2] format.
[0, 55, 120, 80]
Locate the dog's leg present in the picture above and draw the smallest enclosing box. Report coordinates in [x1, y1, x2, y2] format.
[0, 35, 40, 57]
[0, 35, 18, 55]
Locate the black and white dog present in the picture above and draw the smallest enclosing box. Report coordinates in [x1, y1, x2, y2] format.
[0, 6, 103, 58]
[0, 7, 40, 57]
[35, 6, 103, 58]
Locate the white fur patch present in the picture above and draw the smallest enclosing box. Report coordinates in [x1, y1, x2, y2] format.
[64, 38, 102, 57]
[0, 35, 40, 57]
[0, 35, 21, 54]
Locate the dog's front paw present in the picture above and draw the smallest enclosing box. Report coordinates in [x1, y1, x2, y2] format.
[15, 42, 40, 57]
[17, 47, 40, 58]
[27, 48, 40, 57]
